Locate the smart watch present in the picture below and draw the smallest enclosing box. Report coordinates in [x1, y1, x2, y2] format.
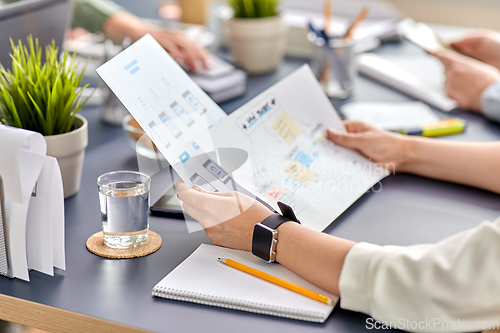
[251, 202, 300, 263]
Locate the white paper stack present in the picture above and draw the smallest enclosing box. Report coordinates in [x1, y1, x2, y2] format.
[0, 125, 65, 281]
[190, 54, 246, 103]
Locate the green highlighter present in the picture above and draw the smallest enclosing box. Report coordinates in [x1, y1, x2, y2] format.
[398, 118, 466, 137]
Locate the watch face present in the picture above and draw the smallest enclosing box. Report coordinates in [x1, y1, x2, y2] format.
[252, 224, 275, 261]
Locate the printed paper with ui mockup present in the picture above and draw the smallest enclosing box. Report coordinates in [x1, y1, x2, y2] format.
[96, 34, 229, 190]
[97, 35, 389, 232]
[197, 65, 390, 231]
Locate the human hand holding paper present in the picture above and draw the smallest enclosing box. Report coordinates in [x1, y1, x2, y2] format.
[326, 120, 407, 173]
[451, 30, 500, 70]
[176, 179, 272, 251]
[432, 49, 500, 112]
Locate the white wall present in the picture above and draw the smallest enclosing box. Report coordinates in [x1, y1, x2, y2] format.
[376, 0, 500, 29]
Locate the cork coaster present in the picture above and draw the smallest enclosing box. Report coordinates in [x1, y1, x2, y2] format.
[86, 230, 162, 259]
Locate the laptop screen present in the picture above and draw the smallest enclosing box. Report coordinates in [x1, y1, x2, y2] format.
[0, 0, 72, 70]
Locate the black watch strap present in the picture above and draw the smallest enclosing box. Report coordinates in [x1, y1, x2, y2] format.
[260, 202, 301, 229]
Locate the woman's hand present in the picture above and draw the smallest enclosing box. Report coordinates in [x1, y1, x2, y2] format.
[176, 179, 273, 251]
[327, 120, 410, 173]
[432, 49, 500, 112]
[148, 29, 208, 72]
[103, 12, 208, 72]
[451, 30, 500, 70]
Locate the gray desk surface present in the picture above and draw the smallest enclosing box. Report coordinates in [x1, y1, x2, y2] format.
[1, 40, 500, 333]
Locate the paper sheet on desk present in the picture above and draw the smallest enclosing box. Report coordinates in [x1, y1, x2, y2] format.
[0, 126, 65, 280]
[0, 126, 45, 281]
[196, 65, 390, 231]
[342, 102, 440, 130]
[26, 156, 65, 275]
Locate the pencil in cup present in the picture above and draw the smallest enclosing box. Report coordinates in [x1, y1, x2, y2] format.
[218, 258, 333, 305]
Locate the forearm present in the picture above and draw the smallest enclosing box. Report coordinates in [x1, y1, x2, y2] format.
[400, 137, 500, 193]
[275, 223, 356, 296]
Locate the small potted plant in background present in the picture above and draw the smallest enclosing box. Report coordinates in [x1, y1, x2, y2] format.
[0, 36, 92, 198]
[228, 0, 287, 74]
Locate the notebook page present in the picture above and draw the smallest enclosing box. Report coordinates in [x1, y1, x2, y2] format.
[153, 244, 337, 322]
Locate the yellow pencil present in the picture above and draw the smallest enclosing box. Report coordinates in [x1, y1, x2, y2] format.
[218, 258, 333, 305]
[343, 6, 370, 40]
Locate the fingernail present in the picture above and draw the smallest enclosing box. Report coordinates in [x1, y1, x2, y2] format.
[327, 128, 339, 135]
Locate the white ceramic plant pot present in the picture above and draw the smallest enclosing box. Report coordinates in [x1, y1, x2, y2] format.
[229, 15, 287, 74]
[44, 114, 88, 199]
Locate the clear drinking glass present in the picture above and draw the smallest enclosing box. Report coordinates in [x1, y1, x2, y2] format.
[97, 171, 151, 249]
[308, 33, 356, 99]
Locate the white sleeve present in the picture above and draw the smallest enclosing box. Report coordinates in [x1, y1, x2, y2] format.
[338, 218, 500, 332]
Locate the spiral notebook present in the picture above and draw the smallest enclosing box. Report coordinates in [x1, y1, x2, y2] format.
[152, 244, 337, 322]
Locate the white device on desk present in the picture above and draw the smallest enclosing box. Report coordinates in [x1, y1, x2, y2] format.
[190, 53, 247, 103]
[357, 52, 458, 112]
[0, 0, 72, 69]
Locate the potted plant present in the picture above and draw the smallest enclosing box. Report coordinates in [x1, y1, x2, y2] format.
[0, 36, 91, 198]
[228, 0, 287, 74]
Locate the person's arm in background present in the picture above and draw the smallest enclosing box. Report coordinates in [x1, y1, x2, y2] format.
[177, 180, 500, 333]
[430, 30, 500, 122]
[73, 0, 208, 71]
[450, 30, 500, 70]
[448, 30, 500, 123]
[327, 120, 500, 194]
[430, 49, 500, 115]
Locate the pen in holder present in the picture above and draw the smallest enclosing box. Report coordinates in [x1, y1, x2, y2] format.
[308, 32, 355, 99]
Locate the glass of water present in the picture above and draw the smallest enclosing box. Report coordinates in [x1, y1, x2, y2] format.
[97, 171, 151, 249]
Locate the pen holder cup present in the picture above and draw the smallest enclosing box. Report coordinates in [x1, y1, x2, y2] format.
[308, 33, 356, 99]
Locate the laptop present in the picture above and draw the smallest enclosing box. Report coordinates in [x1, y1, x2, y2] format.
[0, 0, 73, 69]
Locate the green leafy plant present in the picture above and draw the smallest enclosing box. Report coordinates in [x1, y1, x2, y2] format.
[229, 0, 279, 18]
[0, 35, 92, 136]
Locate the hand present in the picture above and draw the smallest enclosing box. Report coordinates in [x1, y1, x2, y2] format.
[432, 49, 500, 112]
[148, 28, 209, 72]
[451, 30, 500, 70]
[103, 12, 208, 72]
[327, 120, 409, 173]
[176, 179, 273, 251]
